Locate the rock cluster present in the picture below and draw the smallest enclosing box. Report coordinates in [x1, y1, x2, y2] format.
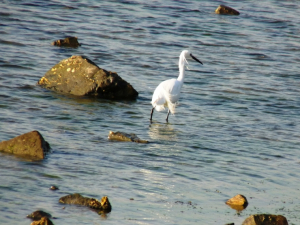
[225, 194, 288, 224]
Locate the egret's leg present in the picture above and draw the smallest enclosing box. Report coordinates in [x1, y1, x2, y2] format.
[166, 110, 170, 122]
[150, 107, 155, 121]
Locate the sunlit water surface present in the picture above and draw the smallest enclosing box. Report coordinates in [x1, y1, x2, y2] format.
[0, 0, 300, 224]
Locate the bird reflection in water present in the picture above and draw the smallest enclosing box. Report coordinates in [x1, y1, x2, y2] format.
[148, 122, 180, 141]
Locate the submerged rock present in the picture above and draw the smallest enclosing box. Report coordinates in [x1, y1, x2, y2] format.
[108, 131, 149, 143]
[52, 36, 81, 48]
[242, 214, 288, 225]
[59, 193, 112, 214]
[30, 217, 54, 225]
[27, 210, 52, 221]
[38, 55, 138, 99]
[0, 131, 50, 160]
[215, 5, 240, 15]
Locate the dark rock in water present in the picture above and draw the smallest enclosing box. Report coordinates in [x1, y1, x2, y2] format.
[49, 185, 59, 190]
[30, 217, 54, 225]
[52, 36, 81, 48]
[215, 5, 240, 15]
[38, 55, 138, 99]
[242, 214, 288, 225]
[59, 193, 112, 214]
[27, 210, 52, 221]
[0, 131, 50, 160]
[108, 131, 149, 143]
[226, 194, 248, 211]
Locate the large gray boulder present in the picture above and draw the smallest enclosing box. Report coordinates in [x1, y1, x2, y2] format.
[0, 131, 50, 160]
[38, 55, 138, 99]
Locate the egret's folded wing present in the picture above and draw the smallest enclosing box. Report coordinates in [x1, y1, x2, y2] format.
[161, 79, 182, 104]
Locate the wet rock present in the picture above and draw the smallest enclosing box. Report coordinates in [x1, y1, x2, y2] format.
[108, 131, 149, 143]
[59, 193, 112, 213]
[215, 5, 240, 15]
[226, 194, 248, 207]
[27, 210, 52, 221]
[242, 214, 288, 225]
[52, 36, 81, 48]
[30, 217, 54, 225]
[0, 131, 50, 160]
[49, 185, 59, 190]
[38, 55, 138, 99]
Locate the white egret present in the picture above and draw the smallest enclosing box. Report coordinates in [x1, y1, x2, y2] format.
[150, 50, 203, 122]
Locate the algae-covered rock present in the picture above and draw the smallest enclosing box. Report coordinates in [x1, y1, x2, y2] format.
[38, 55, 138, 99]
[242, 214, 288, 225]
[215, 5, 240, 15]
[52, 36, 81, 48]
[0, 131, 50, 160]
[108, 131, 149, 143]
[59, 193, 112, 213]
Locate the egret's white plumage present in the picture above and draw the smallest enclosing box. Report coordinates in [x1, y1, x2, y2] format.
[150, 50, 203, 122]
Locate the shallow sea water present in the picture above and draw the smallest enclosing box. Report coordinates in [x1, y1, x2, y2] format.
[0, 0, 300, 224]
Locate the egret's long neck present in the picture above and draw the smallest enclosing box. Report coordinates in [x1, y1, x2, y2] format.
[177, 56, 186, 82]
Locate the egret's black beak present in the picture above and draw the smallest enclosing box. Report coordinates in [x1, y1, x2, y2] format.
[190, 54, 203, 65]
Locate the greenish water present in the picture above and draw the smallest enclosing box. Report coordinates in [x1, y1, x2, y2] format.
[0, 0, 300, 224]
